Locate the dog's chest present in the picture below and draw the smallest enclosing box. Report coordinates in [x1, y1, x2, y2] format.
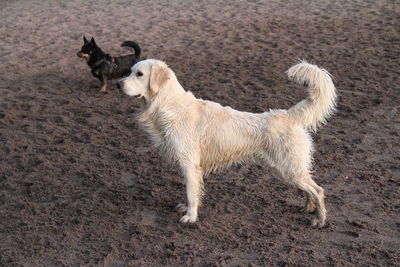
[142, 117, 182, 162]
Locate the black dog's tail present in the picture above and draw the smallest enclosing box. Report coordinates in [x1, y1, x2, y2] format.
[121, 41, 141, 58]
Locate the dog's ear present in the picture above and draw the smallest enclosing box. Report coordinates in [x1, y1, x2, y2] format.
[149, 62, 170, 94]
[90, 38, 96, 45]
[83, 36, 89, 44]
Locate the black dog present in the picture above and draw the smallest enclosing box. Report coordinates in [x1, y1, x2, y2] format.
[77, 36, 141, 92]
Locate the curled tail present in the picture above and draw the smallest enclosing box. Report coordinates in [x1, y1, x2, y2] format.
[286, 60, 337, 132]
[121, 41, 141, 58]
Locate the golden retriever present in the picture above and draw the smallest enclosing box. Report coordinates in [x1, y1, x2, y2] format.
[117, 59, 337, 227]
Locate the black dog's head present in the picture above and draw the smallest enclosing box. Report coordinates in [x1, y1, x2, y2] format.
[77, 36, 98, 61]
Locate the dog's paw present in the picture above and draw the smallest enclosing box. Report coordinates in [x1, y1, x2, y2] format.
[174, 203, 188, 214]
[311, 218, 326, 228]
[99, 85, 107, 93]
[179, 213, 197, 224]
[299, 205, 316, 214]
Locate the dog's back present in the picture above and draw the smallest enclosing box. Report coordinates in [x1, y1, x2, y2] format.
[108, 54, 140, 79]
[107, 41, 141, 79]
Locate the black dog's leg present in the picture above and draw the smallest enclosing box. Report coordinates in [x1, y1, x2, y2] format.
[99, 74, 108, 92]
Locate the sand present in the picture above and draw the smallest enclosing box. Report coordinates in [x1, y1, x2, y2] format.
[0, 0, 399, 265]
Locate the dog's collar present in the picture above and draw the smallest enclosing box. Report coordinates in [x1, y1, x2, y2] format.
[110, 57, 117, 69]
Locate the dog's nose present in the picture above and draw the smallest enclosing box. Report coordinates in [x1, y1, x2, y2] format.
[116, 81, 121, 89]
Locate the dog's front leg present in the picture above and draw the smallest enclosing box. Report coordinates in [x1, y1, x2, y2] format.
[99, 74, 107, 92]
[179, 163, 203, 223]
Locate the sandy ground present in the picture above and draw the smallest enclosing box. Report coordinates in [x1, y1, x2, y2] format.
[0, 0, 399, 266]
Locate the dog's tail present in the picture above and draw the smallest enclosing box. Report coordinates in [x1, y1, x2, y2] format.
[286, 60, 337, 132]
[121, 41, 141, 58]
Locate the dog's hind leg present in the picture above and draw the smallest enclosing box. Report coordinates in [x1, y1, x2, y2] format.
[179, 161, 203, 223]
[293, 174, 326, 227]
[266, 140, 325, 226]
[272, 128, 325, 226]
[300, 192, 317, 213]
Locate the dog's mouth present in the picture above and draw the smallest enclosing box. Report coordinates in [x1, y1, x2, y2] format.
[118, 83, 144, 99]
[120, 88, 142, 99]
[77, 52, 90, 60]
[130, 94, 143, 99]
[128, 92, 144, 99]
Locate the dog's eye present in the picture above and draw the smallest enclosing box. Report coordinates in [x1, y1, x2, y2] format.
[136, 71, 143, 77]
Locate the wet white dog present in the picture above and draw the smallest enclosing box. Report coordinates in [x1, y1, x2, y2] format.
[117, 59, 337, 227]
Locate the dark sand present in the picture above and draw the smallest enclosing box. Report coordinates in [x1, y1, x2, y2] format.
[1, 0, 399, 266]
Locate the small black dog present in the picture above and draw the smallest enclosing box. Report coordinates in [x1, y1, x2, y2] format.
[77, 36, 141, 92]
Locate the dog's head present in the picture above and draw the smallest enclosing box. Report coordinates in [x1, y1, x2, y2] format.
[77, 36, 97, 61]
[117, 59, 174, 101]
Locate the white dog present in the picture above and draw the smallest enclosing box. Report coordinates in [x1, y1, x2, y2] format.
[117, 59, 337, 227]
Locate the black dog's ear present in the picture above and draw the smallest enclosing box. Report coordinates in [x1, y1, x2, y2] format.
[83, 36, 89, 44]
[90, 38, 96, 45]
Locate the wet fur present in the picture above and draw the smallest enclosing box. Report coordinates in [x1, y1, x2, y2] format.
[119, 59, 337, 227]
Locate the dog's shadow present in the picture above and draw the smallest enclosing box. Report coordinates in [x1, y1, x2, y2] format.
[20, 67, 123, 95]
[121, 172, 154, 202]
[121, 170, 183, 210]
